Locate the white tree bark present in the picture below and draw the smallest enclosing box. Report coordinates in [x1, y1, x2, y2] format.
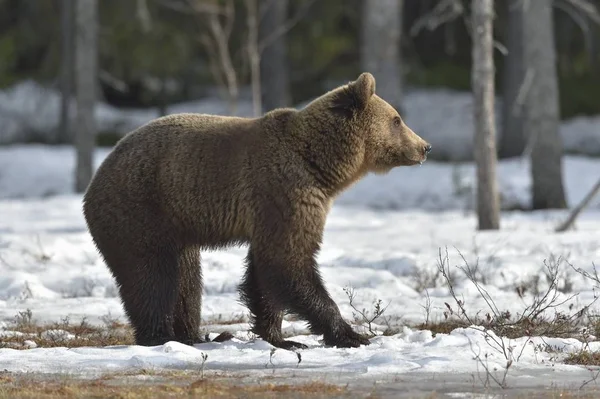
[472, 0, 500, 230]
[74, 0, 98, 193]
[522, 0, 567, 209]
[361, 0, 403, 111]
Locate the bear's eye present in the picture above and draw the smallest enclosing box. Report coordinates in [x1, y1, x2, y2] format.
[393, 117, 401, 128]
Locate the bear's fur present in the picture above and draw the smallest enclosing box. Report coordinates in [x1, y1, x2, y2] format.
[83, 72, 430, 349]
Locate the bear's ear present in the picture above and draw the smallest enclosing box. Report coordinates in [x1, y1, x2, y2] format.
[329, 72, 376, 117]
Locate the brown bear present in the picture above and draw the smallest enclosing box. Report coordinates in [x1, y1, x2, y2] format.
[83, 72, 431, 350]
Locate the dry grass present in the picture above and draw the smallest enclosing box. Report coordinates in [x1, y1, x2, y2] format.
[0, 373, 347, 399]
[1, 371, 599, 399]
[415, 319, 470, 336]
[1, 311, 134, 349]
[1, 311, 250, 350]
[564, 350, 600, 366]
[414, 311, 583, 340]
[513, 391, 600, 398]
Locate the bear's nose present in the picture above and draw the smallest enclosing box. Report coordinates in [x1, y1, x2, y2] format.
[424, 144, 432, 154]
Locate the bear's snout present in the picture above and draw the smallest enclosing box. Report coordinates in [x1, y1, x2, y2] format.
[417, 143, 432, 165]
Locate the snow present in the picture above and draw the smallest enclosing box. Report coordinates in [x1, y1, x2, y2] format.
[1, 80, 599, 161]
[1, 86, 600, 390]
[0, 153, 600, 386]
[0, 327, 597, 378]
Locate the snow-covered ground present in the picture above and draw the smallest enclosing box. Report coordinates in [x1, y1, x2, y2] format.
[1, 144, 600, 390]
[1, 328, 599, 388]
[1, 80, 599, 161]
[1, 75, 599, 390]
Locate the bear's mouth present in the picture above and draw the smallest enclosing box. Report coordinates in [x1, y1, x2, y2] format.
[402, 153, 426, 166]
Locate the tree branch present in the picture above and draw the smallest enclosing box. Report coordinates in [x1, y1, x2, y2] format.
[555, 177, 600, 232]
[136, 0, 152, 32]
[410, 0, 464, 37]
[557, 0, 600, 25]
[157, 0, 224, 15]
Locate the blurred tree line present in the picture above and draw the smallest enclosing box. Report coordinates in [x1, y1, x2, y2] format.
[1, 0, 597, 219]
[1, 0, 599, 119]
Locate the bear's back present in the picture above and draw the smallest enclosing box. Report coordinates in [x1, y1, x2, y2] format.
[85, 113, 268, 246]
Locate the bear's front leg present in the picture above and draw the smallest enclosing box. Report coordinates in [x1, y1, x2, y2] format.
[239, 249, 308, 350]
[249, 205, 370, 349]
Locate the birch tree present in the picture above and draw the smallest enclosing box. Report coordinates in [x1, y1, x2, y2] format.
[74, 0, 98, 193]
[361, 0, 403, 111]
[472, 0, 500, 230]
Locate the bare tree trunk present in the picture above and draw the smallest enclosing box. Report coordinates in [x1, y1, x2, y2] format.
[259, 0, 291, 113]
[472, 0, 500, 230]
[245, 0, 262, 117]
[74, 0, 98, 193]
[500, 0, 526, 158]
[59, 0, 74, 144]
[361, 0, 403, 112]
[523, 0, 567, 209]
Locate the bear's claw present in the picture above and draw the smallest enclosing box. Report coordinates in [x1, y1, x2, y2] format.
[271, 339, 309, 350]
[324, 327, 371, 348]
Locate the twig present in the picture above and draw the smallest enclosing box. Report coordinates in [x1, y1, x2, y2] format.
[410, 0, 464, 37]
[343, 286, 389, 336]
[455, 248, 502, 318]
[439, 247, 588, 364]
[580, 367, 600, 389]
[569, 261, 600, 287]
[512, 68, 534, 119]
[158, 0, 224, 15]
[136, 0, 152, 32]
[555, 177, 600, 232]
[421, 289, 432, 326]
[199, 352, 208, 378]
[466, 333, 510, 389]
[559, 0, 600, 25]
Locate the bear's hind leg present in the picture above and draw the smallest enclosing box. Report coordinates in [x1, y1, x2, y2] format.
[173, 246, 203, 345]
[112, 244, 181, 346]
[239, 250, 307, 350]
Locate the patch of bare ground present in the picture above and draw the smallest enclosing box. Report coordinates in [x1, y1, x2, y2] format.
[0, 310, 134, 349]
[1, 311, 253, 350]
[564, 350, 600, 366]
[0, 372, 348, 399]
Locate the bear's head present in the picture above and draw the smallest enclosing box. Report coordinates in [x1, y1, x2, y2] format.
[328, 72, 431, 174]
